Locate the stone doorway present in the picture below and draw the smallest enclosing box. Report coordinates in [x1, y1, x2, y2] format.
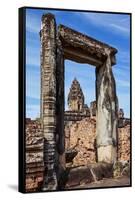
[64, 61, 96, 168]
[40, 13, 118, 190]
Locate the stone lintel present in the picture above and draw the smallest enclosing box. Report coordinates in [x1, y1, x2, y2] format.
[63, 47, 103, 66]
[58, 24, 117, 66]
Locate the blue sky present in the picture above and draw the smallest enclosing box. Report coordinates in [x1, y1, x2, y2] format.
[26, 8, 130, 119]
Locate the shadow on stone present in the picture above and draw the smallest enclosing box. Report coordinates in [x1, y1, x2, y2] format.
[65, 149, 78, 163]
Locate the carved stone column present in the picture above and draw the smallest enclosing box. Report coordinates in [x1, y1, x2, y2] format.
[96, 49, 118, 164]
[56, 38, 65, 187]
[40, 13, 58, 191]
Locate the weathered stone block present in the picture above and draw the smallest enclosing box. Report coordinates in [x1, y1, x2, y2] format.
[26, 152, 43, 164]
[97, 145, 117, 163]
[65, 166, 93, 187]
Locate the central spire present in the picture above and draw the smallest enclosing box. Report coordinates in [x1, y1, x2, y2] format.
[68, 78, 84, 111]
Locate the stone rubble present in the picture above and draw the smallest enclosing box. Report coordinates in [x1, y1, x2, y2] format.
[25, 119, 44, 192]
[25, 116, 130, 191]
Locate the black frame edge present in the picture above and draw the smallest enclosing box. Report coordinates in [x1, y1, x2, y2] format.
[19, 7, 26, 193]
[21, 6, 132, 15]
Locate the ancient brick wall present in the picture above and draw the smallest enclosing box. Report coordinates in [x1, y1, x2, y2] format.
[65, 117, 97, 166]
[65, 117, 130, 166]
[25, 119, 44, 192]
[25, 117, 130, 191]
[118, 124, 130, 162]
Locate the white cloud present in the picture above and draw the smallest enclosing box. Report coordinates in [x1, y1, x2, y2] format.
[110, 23, 129, 34]
[78, 12, 130, 36]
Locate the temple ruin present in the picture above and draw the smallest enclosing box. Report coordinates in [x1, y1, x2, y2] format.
[25, 13, 130, 192]
[40, 12, 118, 190]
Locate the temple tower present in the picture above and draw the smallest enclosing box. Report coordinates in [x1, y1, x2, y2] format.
[68, 78, 84, 111]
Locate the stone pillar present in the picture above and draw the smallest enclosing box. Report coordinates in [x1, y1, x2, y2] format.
[40, 13, 57, 191]
[96, 49, 118, 164]
[56, 38, 65, 187]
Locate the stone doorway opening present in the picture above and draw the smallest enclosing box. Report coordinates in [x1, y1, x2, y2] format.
[64, 60, 97, 168]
